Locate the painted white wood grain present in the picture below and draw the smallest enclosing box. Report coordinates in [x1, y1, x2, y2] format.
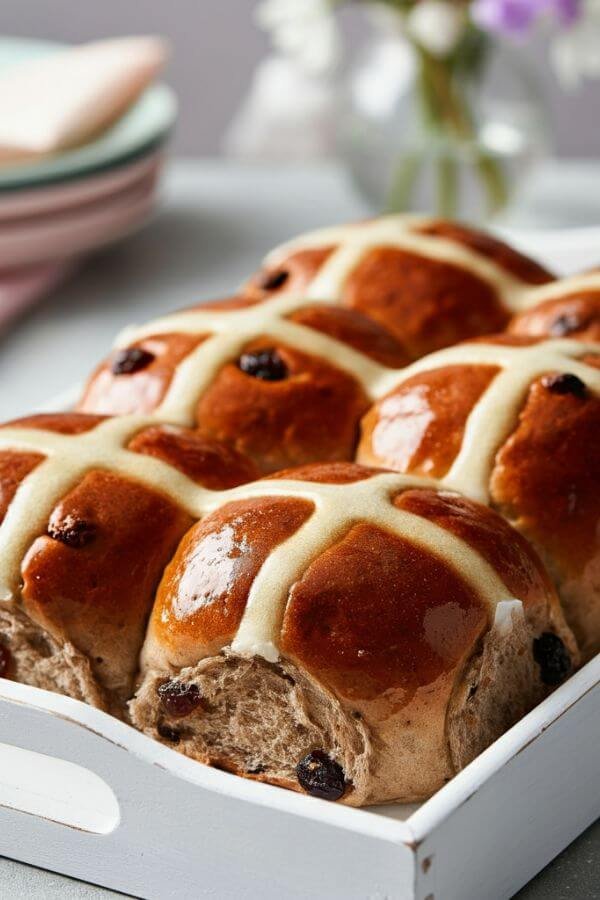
[0, 681, 415, 899]
[412, 656, 600, 900]
[0, 657, 598, 898]
[0, 740, 119, 834]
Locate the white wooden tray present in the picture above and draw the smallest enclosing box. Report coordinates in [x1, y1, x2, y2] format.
[3, 233, 600, 897]
[0, 652, 598, 899]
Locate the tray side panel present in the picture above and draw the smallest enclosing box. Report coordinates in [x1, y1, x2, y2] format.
[413, 678, 600, 900]
[0, 696, 416, 900]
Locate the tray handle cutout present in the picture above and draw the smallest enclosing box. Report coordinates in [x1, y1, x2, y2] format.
[0, 740, 120, 834]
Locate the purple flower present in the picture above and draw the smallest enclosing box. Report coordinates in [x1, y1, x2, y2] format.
[472, 0, 581, 36]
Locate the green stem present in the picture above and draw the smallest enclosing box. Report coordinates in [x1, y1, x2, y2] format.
[437, 155, 459, 217]
[420, 52, 472, 139]
[474, 150, 509, 215]
[414, 48, 509, 218]
[387, 152, 423, 213]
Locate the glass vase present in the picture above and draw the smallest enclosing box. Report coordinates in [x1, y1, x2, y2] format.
[337, 22, 550, 223]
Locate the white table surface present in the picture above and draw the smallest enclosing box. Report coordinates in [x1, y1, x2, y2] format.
[0, 158, 598, 898]
[0, 159, 370, 420]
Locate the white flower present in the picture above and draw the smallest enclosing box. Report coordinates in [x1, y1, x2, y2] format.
[255, 0, 341, 73]
[552, 0, 600, 89]
[405, 0, 466, 57]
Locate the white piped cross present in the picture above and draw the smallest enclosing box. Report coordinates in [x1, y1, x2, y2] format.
[0, 416, 510, 661]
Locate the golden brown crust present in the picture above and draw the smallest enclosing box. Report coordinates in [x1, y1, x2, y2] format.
[199, 296, 262, 312]
[21, 470, 193, 700]
[288, 304, 410, 367]
[338, 247, 511, 358]
[267, 461, 384, 484]
[490, 376, 600, 652]
[195, 338, 369, 473]
[147, 497, 314, 667]
[359, 365, 500, 477]
[127, 425, 259, 488]
[281, 521, 487, 704]
[357, 347, 600, 653]
[470, 333, 540, 347]
[245, 248, 335, 299]
[510, 292, 600, 342]
[0, 452, 45, 524]
[3, 412, 107, 434]
[413, 221, 553, 285]
[394, 489, 557, 614]
[79, 333, 205, 416]
[490, 377, 600, 568]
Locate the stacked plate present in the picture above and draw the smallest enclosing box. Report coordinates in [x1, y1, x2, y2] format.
[0, 36, 177, 324]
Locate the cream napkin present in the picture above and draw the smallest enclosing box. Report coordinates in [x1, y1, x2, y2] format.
[0, 36, 168, 164]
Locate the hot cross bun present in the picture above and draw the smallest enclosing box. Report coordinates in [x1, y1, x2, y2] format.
[131, 462, 575, 805]
[246, 216, 553, 359]
[0, 413, 257, 712]
[0, 216, 591, 808]
[77, 217, 555, 475]
[78, 296, 409, 474]
[357, 336, 600, 658]
[0, 413, 576, 804]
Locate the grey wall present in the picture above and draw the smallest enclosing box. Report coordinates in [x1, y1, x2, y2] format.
[1, 0, 598, 157]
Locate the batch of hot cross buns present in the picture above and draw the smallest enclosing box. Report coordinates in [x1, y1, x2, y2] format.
[0, 216, 598, 806]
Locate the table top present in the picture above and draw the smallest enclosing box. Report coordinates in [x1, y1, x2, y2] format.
[0, 158, 598, 899]
[0, 158, 369, 420]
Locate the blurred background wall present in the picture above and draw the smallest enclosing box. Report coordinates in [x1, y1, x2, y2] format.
[2, 0, 598, 157]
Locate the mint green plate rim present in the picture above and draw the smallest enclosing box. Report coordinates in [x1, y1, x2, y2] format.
[0, 36, 177, 192]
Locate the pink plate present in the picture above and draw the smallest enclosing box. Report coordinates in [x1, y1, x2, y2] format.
[0, 151, 162, 221]
[0, 167, 159, 267]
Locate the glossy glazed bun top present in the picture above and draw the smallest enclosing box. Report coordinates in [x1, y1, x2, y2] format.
[142, 461, 570, 705]
[78, 294, 411, 474]
[246, 216, 553, 359]
[357, 336, 600, 654]
[76, 216, 557, 475]
[510, 270, 600, 342]
[0, 412, 258, 700]
[132, 460, 576, 807]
